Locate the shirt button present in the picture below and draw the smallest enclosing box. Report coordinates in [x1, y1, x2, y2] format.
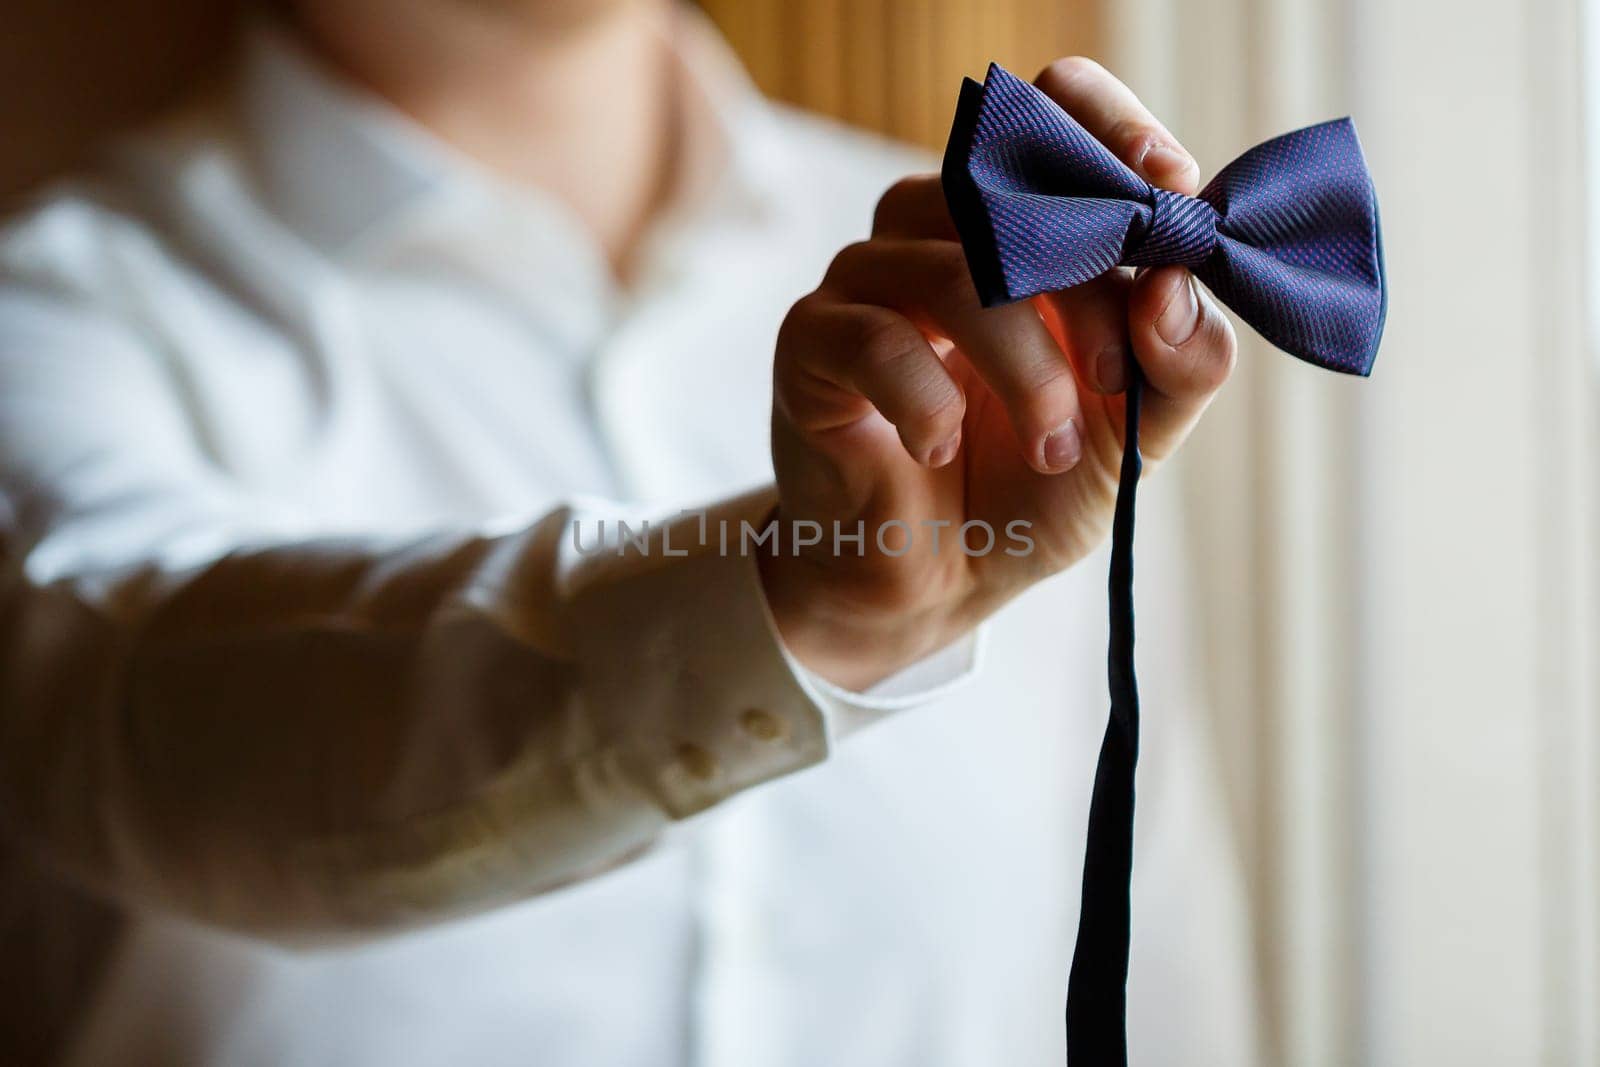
[739, 708, 788, 742]
[674, 742, 719, 781]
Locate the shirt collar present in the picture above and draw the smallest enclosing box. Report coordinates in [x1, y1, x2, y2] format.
[238, 11, 789, 262]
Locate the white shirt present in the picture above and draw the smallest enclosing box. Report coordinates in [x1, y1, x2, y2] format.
[0, 18, 1261, 1067]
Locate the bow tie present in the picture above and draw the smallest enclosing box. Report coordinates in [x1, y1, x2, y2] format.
[944, 62, 1386, 371]
[941, 64, 1386, 1065]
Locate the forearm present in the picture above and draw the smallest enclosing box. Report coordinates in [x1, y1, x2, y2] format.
[0, 492, 830, 940]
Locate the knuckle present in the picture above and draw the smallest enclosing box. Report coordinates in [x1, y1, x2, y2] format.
[776, 292, 827, 352]
[854, 311, 922, 370]
[994, 353, 1075, 432]
[1021, 360, 1077, 414]
[824, 239, 875, 282]
[1035, 55, 1105, 96]
[873, 175, 934, 230]
[853, 315, 965, 433]
[918, 378, 967, 432]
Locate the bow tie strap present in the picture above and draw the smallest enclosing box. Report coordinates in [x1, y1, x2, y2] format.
[941, 63, 1386, 1066]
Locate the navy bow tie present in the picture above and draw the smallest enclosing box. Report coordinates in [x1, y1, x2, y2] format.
[941, 64, 1386, 1065]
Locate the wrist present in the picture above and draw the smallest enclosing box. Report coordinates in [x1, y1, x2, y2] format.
[756, 519, 984, 691]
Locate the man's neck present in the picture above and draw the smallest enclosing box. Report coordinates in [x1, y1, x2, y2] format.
[289, 0, 684, 277]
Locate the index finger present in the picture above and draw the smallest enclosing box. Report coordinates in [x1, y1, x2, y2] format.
[1033, 57, 1200, 194]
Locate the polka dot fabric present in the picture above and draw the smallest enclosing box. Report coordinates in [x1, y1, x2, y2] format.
[942, 63, 1387, 376]
[940, 63, 1387, 1067]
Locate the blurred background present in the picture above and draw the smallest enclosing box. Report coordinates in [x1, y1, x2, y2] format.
[2, 0, 1594, 1063]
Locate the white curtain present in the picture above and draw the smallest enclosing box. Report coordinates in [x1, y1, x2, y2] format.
[1109, 0, 1600, 1062]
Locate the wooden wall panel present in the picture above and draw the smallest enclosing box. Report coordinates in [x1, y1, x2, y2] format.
[698, 0, 1106, 149]
[0, 0, 243, 204]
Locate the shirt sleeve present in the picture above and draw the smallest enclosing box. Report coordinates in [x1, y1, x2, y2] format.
[782, 623, 985, 738]
[0, 274, 975, 943]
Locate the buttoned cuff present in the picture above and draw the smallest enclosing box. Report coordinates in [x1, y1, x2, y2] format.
[566, 487, 829, 819]
[780, 626, 986, 739]
[564, 486, 984, 821]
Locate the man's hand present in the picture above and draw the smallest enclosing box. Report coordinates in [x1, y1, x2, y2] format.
[761, 58, 1236, 690]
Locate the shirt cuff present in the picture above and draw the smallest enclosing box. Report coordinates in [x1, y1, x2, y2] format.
[563, 486, 985, 820]
[771, 609, 986, 740]
[564, 487, 830, 819]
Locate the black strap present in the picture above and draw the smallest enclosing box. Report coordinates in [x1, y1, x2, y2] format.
[1065, 363, 1143, 1066]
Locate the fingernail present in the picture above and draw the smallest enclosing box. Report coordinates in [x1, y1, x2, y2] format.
[1095, 344, 1128, 394]
[1043, 418, 1083, 472]
[1156, 274, 1201, 347]
[926, 432, 961, 468]
[1141, 142, 1194, 183]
